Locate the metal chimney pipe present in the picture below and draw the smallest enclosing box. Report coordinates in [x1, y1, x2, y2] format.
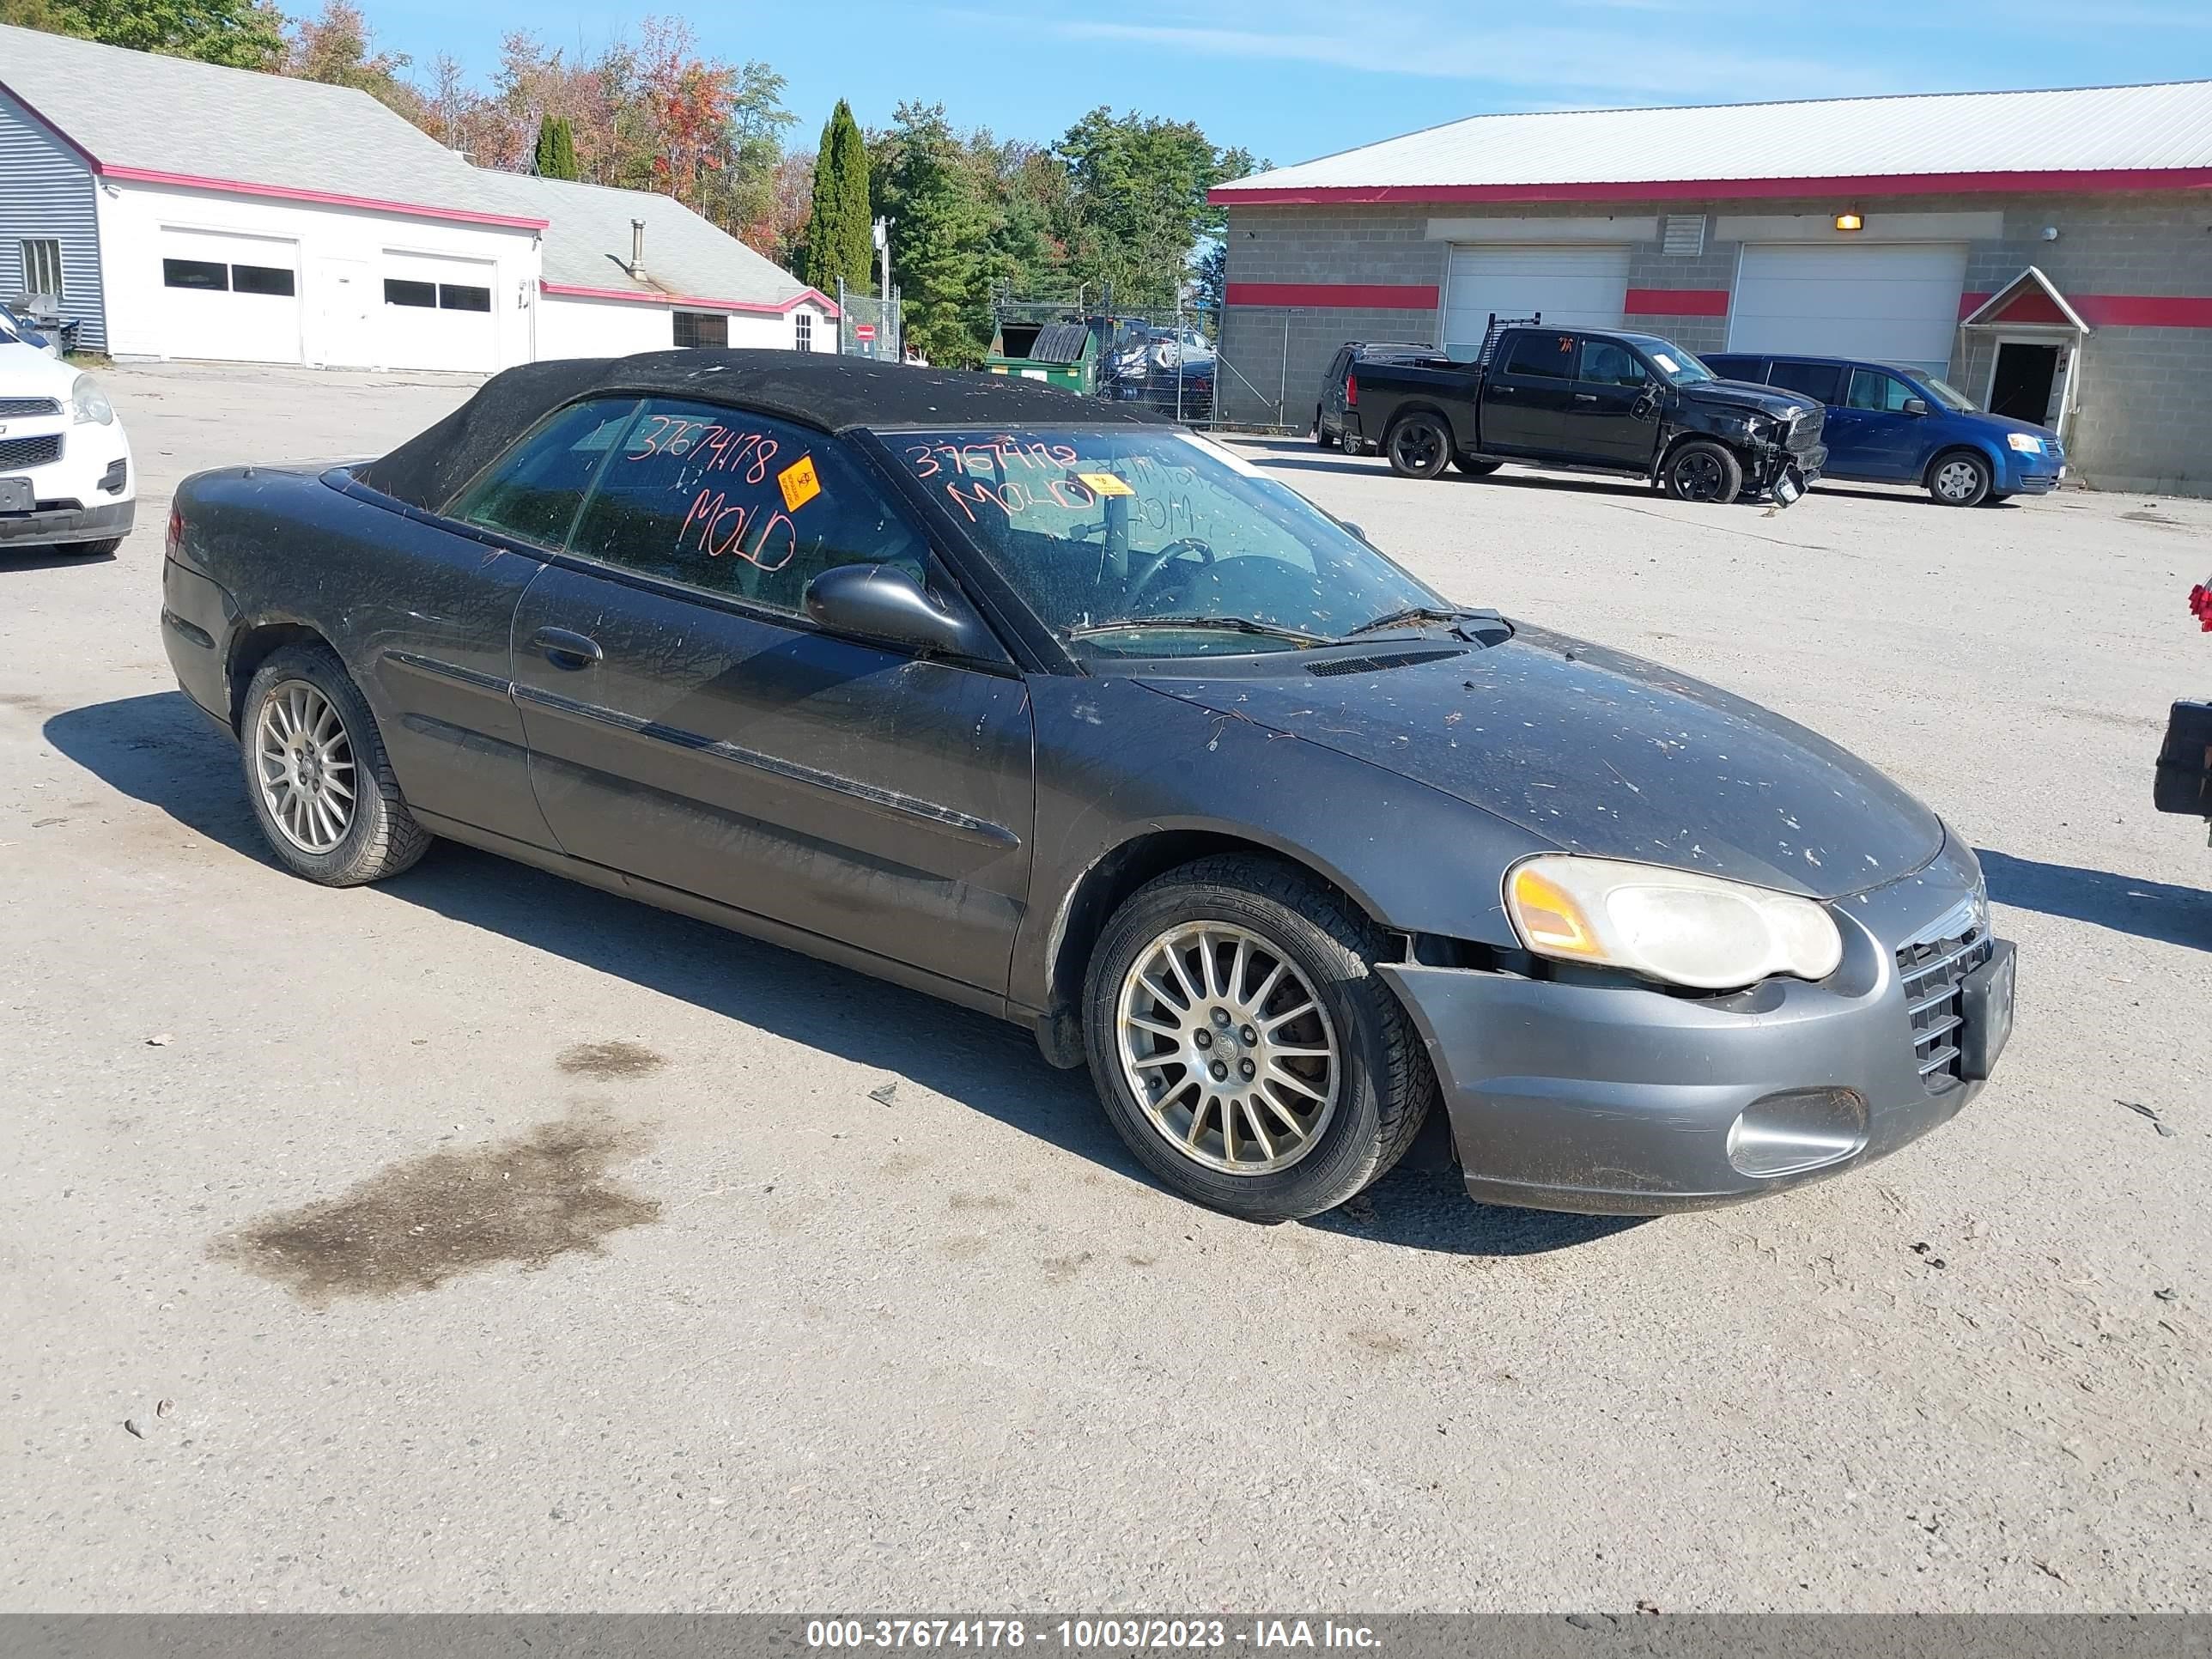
[630, 219, 647, 278]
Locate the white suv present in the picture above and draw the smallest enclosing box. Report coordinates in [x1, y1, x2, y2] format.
[0, 340, 135, 556]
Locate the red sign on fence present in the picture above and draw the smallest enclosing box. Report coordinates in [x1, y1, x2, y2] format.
[855, 325, 877, 341]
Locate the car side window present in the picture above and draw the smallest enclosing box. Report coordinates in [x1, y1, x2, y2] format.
[1578, 339, 1648, 387]
[1329, 348, 1353, 382]
[567, 398, 931, 617]
[1848, 369, 1914, 413]
[447, 398, 639, 549]
[1770, 361, 1844, 404]
[1501, 331, 1576, 380]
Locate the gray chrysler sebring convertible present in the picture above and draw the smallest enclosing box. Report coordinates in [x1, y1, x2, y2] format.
[160, 352, 2015, 1222]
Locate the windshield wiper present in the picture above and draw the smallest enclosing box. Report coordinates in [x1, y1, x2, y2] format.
[1338, 605, 1466, 640]
[1066, 615, 1329, 647]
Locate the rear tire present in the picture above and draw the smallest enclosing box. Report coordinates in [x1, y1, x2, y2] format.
[1928, 450, 1991, 507]
[1454, 455, 1503, 477]
[1082, 854, 1434, 1222]
[240, 643, 431, 887]
[1385, 412, 1452, 480]
[1662, 439, 1743, 505]
[58, 537, 124, 557]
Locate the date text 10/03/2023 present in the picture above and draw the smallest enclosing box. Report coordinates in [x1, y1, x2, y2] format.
[805, 1621, 1382, 1650]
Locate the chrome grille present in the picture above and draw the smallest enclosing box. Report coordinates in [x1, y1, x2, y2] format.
[1897, 898, 1992, 1091]
[0, 433, 62, 471]
[1787, 406, 1826, 454]
[0, 397, 60, 418]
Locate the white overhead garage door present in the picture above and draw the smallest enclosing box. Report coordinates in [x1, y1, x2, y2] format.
[1442, 246, 1629, 358]
[158, 228, 301, 364]
[380, 250, 499, 372]
[1728, 242, 1968, 375]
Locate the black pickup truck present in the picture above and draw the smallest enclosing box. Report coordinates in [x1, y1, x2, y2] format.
[1340, 319, 1827, 506]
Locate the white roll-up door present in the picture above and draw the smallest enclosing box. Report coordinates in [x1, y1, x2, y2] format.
[380, 250, 499, 372]
[1442, 246, 1629, 357]
[1727, 243, 1968, 375]
[157, 228, 301, 364]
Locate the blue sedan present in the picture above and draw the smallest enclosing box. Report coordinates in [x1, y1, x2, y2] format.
[1705, 353, 2063, 507]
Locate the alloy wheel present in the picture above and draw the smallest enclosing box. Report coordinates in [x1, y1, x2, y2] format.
[1390, 422, 1443, 475]
[1115, 921, 1340, 1175]
[1674, 451, 1727, 501]
[1936, 459, 1982, 502]
[253, 679, 357, 854]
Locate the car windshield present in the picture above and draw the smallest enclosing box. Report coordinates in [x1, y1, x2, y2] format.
[1642, 345, 1716, 386]
[1917, 375, 1978, 413]
[884, 426, 1448, 658]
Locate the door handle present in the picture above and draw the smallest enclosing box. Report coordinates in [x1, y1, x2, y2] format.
[1573, 392, 1598, 402]
[532, 626, 603, 669]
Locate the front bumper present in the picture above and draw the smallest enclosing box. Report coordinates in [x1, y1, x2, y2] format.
[1378, 835, 2007, 1214]
[2002, 452, 2065, 494]
[0, 495, 134, 546]
[0, 416, 135, 546]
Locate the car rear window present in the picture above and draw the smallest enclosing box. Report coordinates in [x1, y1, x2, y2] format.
[1501, 332, 1575, 380]
[1769, 361, 1844, 404]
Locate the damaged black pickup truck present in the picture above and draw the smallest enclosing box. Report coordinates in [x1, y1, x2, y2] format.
[1344, 321, 1826, 505]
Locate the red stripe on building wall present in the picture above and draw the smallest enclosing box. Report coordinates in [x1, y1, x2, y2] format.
[1211, 167, 2212, 206]
[1224, 282, 1440, 310]
[1624, 287, 1729, 318]
[1960, 290, 2212, 327]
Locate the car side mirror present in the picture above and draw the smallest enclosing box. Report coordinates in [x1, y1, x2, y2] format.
[1632, 386, 1662, 419]
[805, 563, 985, 657]
[1901, 397, 1930, 416]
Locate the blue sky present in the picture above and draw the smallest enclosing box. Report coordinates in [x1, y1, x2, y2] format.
[362, 0, 2212, 167]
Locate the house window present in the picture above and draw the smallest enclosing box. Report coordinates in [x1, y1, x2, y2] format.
[439, 283, 491, 313]
[21, 240, 63, 301]
[673, 310, 727, 349]
[793, 311, 812, 352]
[384, 278, 437, 308]
[232, 264, 296, 298]
[163, 258, 229, 292]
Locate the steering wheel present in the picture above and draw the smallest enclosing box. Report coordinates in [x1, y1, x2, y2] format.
[1125, 538, 1215, 606]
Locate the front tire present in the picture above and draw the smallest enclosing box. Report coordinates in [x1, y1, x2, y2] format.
[240, 643, 430, 886]
[1928, 450, 1991, 507]
[58, 536, 125, 557]
[1081, 855, 1434, 1222]
[1385, 412, 1452, 479]
[1314, 408, 1337, 448]
[1662, 439, 1743, 505]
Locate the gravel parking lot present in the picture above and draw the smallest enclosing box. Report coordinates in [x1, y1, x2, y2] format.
[4, 362, 2209, 1613]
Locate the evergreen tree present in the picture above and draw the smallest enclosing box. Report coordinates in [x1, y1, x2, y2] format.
[801, 100, 872, 295]
[873, 101, 988, 366]
[532, 114, 578, 179]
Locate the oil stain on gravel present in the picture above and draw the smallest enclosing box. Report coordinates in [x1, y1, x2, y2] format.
[211, 1113, 660, 1304]
[556, 1040, 666, 1079]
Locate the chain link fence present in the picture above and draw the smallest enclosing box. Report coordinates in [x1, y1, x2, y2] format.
[1212, 306, 1399, 434]
[833, 279, 903, 362]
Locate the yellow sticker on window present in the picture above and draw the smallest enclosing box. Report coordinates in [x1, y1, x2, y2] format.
[1077, 471, 1134, 496]
[777, 453, 822, 513]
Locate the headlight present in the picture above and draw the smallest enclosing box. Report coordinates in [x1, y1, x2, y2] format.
[2006, 432, 2042, 453]
[1505, 855, 1843, 991]
[71, 374, 114, 425]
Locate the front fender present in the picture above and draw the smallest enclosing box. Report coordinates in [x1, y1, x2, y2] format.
[1012, 675, 1554, 1012]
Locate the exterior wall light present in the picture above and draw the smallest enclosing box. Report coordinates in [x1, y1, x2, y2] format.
[1833, 212, 1864, 232]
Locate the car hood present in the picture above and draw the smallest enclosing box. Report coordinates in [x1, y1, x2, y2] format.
[1687, 380, 1820, 421]
[1958, 407, 2059, 444]
[0, 339, 73, 394]
[1136, 623, 1942, 900]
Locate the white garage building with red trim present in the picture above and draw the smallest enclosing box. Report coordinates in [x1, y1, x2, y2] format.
[0, 22, 833, 375]
[1211, 81, 2212, 494]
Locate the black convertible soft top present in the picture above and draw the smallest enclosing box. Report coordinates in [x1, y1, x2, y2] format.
[355, 349, 1164, 512]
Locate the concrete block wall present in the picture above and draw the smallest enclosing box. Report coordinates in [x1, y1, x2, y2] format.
[1217, 190, 2212, 494]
